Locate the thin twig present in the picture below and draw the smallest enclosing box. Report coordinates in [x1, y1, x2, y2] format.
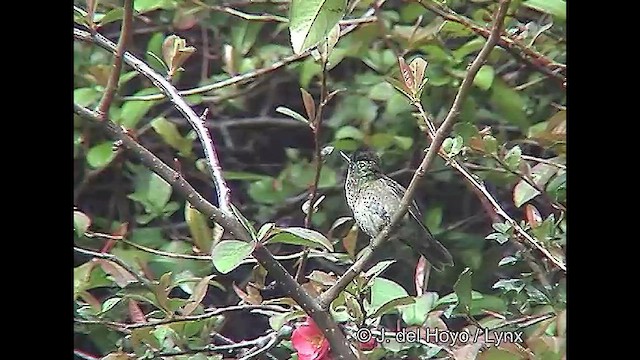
[113, 1, 385, 102]
[73, 103, 357, 360]
[416, 0, 566, 88]
[522, 154, 566, 170]
[73, 246, 153, 288]
[128, 305, 286, 329]
[74, 27, 232, 214]
[295, 56, 330, 283]
[95, 0, 133, 119]
[491, 154, 566, 211]
[74, 103, 246, 238]
[318, 0, 512, 310]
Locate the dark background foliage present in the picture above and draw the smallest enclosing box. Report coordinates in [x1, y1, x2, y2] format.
[74, 0, 566, 359]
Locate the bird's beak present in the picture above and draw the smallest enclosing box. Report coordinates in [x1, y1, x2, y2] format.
[339, 151, 350, 163]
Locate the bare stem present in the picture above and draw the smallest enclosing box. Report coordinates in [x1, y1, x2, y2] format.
[295, 59, 329, 283]
[318, 0, 512, 309]
[96, 0, 133, 119]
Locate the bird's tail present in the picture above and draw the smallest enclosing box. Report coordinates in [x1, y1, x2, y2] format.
[399, 224, 454, 271]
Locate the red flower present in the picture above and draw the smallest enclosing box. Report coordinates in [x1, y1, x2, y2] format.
[358, 336, 377, 351]
[291, 317, 331, 360]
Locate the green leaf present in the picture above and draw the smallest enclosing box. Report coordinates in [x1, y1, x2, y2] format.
[230, 204, 258, 240]
[74, 211, 91, 237]
[523, 0, 566, 21]
[491, 80, 529, 129]
[400, 292, 438, 326]
[369, 296, 415, 318]
[368, 277, 410, 316]
[266, 227, 333, 251]
[269, 311, 305, 331]
[493, 279, 525, 293]
[504, 146, 522, 170]
[147, 173, 172, 211]
[483, 135, 498, 155]
[211, 240, 255, 274]
[248, 177, 294, 205]
[289, 0, 347, 54]
[453, 268, 472, 314]
[513, 163, 559, 207]
[151, 117, 193, 156]
[74, 87, 101, 107]
[363, 260, 395, 283]
[98, 8, 124, 26]
[230, 20, 265, 55]
[334, 126, 364, 141]
[257, 223, 275, 241]
[492, 222, 511, 233]
[100, 297, 123, 314]
[473, 65, 495, 90]
[135, 0, 174, 13]
[118, 89, 160, 128]
[276, 106, 310, 124]
[185, 202, 214, 253]
[87, 141, 116, 168]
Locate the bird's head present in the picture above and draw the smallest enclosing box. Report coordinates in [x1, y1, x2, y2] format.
[348, 148, 382, 178]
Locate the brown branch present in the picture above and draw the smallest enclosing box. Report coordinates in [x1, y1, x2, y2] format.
[74, 27, 232, 214]
[72, 104, 357, 360]
[417, 0, 566, 88]
[318, 0, 512, 310]
[73, 246, 153, 288]
[95, 0, 133, 119]
[295, 58, 329, 283]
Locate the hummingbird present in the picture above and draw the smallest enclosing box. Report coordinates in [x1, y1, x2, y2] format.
[344, 148, 454, 271]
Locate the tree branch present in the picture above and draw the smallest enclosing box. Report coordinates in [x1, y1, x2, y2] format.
[417, 0, 566, 88]
[318, 0, 512, 309]
[72, 104, 357, 360]
[295, 56, 330, 283]
[95, 0, 133, 119]
[75, 27, 232, 214]
[74, 103, 246, 238]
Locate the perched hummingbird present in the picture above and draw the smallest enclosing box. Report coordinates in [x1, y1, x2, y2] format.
[344, 149, 454, 271]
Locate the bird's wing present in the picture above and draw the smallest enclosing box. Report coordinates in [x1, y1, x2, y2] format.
[379, 176, 425, 225]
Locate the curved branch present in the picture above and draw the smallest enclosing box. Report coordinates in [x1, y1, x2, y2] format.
[75, 28, 232, 214]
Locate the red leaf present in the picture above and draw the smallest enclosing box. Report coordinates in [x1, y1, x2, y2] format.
[414, 256, 430, 295]
[300, 88, 316, 122]
[398, 56, 415, 92]
[525, 204, 542, 228]
[94, 259, 136, 287]
[128, 299, 147, 323]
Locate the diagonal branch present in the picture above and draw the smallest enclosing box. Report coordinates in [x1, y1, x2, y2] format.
[75, 27, 232, 214]
[417, 0, 565, 88]
[73, 104, 357, 360]
[318, 0, 512, 310]
[95, 0, 133, 119]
